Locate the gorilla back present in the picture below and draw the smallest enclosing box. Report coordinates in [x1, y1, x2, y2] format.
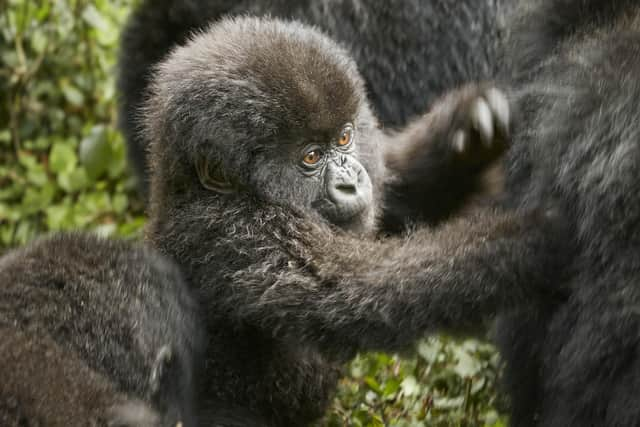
[0, 234, 204, 427]
[494, 1, 640, 425]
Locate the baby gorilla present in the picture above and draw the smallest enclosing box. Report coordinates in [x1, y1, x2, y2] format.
[0, 234, 204, 427]
[144, 17, 559, 426]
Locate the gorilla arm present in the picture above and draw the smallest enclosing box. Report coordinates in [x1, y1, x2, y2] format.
[225, 207, 564, 356]
[380, 85, 510, 232]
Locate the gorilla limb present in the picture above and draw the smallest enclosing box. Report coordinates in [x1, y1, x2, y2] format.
[155, 202, 561, 357]
[382, 85, 510, 231]
[0, 233, 205, 427]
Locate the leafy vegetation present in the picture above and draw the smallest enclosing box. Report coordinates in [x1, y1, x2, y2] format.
[0, 1, 507, 425]
[0, 0, 144, 247]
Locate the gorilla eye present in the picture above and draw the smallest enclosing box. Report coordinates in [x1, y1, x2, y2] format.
[337, 124, 354, 147]
[302, 149, 323, 166]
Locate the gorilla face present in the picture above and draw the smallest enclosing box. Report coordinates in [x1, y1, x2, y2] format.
[313, 127, 374, 226]
[286, 122, 374, 231]
[148, 17, 381, 232]
[207, 117, 377, 233]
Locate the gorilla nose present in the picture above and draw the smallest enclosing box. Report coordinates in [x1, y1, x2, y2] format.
[327, 177, 367, 223]
[322, 154, 373, 222]
[335, 182, 357, 196]
[329, 170, 360, 201]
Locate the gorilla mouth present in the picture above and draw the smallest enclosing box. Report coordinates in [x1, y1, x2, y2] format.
[334, 183, 357, 196]
[313, 196, 370, 225]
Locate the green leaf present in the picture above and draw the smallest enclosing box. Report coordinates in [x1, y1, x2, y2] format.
[400, 376, 420, 397]
[79, 125, 111, 179]
[26, 164, 48, 186]
[417, 338, 441, 364]
[49, 143, 77, 174]
[18, 152, 39, 170]
[112, 193, 128, 214]
[433, 396, 464, 410]
[13, 221, 37, 246]
[21, 184, 55, 214]
[57, 167, 89, 193]
[46, 203, 73, 230]
[117, 216, 146, 237]
[107, 134, 127, 179]
[60, 80, 85, 107]
[364, 376, 383, 395]
[31, 29, 48, 53]
[0, 130, 10, 145]
[452, 346, 482, 378]
[118, 216, 146, 237]
[82, 4, 109, 31]
[35, 2, 51, 20]
[382, 378, 401, 397]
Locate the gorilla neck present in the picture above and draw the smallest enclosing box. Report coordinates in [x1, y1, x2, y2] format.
[145, 193, 346, 425]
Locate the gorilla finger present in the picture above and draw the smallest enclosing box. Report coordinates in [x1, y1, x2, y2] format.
[452, 129, 468, 154]
[470, 98, 494, 147]
[483, 88, 510, 139]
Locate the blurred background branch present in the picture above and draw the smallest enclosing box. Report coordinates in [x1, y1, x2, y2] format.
[0, 0, 144, 248]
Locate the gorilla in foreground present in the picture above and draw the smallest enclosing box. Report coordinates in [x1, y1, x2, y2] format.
[143, 17, 563, 426]
[118, 0, 504, 196]
[0, 234, 204, 426]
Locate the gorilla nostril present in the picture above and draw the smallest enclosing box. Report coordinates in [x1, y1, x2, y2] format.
[336, 183, 357, 195]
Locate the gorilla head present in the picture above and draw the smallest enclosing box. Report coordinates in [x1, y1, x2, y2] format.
[145, 17, 381, 233]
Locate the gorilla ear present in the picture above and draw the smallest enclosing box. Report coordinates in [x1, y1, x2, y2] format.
[195, 157, 235, 194]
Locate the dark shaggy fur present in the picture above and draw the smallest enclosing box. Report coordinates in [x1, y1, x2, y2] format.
[0, 234, 205, 427]
[488, 1, 640, 425]
[142, 17, 564, 426]
[117, 0, 505, 195]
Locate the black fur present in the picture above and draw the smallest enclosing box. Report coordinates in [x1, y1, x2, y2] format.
[142, 17, 563, 426]
[117, 0, 505, 196]
[0, 233, 205, 427]
[489, 1, 640, 425]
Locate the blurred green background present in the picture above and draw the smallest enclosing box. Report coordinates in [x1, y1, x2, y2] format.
[0, 1, 507, 425]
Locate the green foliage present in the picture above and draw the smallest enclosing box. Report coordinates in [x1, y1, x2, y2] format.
[323, 337, 507, 427]
[0, 1, 507, 425]
[0, 0, 144, 249]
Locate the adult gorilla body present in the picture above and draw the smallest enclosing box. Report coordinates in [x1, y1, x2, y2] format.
[118, 0, 505, 197]
[493, 1, 640, 425]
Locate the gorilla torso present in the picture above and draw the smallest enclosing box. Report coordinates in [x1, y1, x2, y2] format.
[496, 2, 640, 424]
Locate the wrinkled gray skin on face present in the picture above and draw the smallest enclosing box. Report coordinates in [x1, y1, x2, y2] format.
[321, 151, 373, 226]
